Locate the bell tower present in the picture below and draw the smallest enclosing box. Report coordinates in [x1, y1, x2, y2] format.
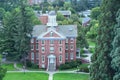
[47, 11, 58, 27]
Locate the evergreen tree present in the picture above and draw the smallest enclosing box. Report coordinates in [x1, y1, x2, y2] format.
[0, 55, 6, 80]
[110, 9, 120, 80]
[1, 0, 35, 61]
[90, 0, 120, 80]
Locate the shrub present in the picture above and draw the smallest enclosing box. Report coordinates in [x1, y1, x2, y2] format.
[78, 64, 89, 73]
[59, 60, 82, 70]
[26, 60, 39, 69]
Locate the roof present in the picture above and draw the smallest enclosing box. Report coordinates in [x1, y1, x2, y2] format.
[57, 11, 71, 16]
[82, 17, 91, 24]
[32, 25, 77, 38]
[49, 11, 56, 15]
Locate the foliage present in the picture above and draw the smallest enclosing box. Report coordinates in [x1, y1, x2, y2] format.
[86, 20, 99, 40]
[78, 63, 89, 73]
[1, 1, 35, 61]
[56, 12, 65, 21]
[110, 9, 120, 80]
[90, 0, 120, 80]
[0, 55, 6, 80]
[26, 60, 39, 69]
[91, 7, 101, 20]
[1, 63, 16, 71]
[0, 8, 5, 20]
[59, 60, 82, 70]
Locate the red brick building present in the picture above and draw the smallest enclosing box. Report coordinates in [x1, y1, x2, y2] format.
[29, 11, 78, 71]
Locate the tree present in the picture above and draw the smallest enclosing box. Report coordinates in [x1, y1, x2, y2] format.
[90, 0, 120, 80]
[86, 20, 99, 40]
[91, 7, 101, 20]
[1, 0, 35, 61]
[0, 55, 7, 80]
[57, 12, 65, 21]
[110, 9, 120, 80]
[0, 8, 5, 20]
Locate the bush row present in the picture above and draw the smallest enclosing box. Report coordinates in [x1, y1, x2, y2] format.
[59, 60, 82, 70]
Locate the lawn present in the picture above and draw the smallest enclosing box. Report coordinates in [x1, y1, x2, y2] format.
[53, 73, 89, 80]
[2, 63, 16, 71]
[4, 72, 49, 80]
[87, 39, 96, 47]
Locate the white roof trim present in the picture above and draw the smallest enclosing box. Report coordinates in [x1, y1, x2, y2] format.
[37, 28, 66, 39]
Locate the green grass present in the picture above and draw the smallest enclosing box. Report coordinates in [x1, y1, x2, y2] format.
[4, 72, 49, 80]
[53, 73, 89, 80]
[79, 63, 90, 68]
[2, 63, 16, 71]
[87, 39, 96, 47]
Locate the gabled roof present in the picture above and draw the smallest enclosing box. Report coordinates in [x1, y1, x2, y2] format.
[32, 25, 77, 38]
[37, 28, 66, 39]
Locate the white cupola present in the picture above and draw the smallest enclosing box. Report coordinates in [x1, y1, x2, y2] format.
[47, 11, 58, 27]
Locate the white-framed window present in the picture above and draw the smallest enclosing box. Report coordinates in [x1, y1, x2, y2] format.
[41, 47, 45, 52]
[41, 55, 45, 63]
[31, 44, 34, 50]
[31, 52, 34, 60]
[70, 53, 74, 60]
[65, 44, 68, 50]
[41, 40, 45, 44]
[66, 39, 68, 43]
[36, 43, 38, 50]
[65, 53, 68, 60]
[50, 47, 54, 52]
[70, 45, 74, 50]
[50, 31, 53, 37]
[59, 54, 62, 62]
[31, 38, 34, 43]
[36, 60, 39, 64]
[59, 47, 62, 52]
[36, 52, 39, 59]
[36, 40, 38, 43]
[50, 40, 54, 44]
[59, 40, 62, 44]
[70, 38, 74, 43]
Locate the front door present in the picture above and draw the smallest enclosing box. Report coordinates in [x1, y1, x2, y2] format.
[47, 54, 56, 71]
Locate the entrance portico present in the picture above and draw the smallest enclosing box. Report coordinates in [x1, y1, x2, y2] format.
[47, 54, 56, 71]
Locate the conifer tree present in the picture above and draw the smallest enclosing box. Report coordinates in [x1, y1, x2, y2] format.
[110, 9, 120, 80]
[90, 0, 120, 80]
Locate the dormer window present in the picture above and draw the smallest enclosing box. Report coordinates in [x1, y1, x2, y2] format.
[50, 31, 53, 37]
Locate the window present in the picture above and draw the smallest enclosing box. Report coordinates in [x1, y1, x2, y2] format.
[70, 45, 74, 50]
[65, 53, 68, 60]
[42, 55, 45, 63]
[59, 40, 62, 44]
[31, 38, 34, 43]
[31, 52, 34, 60]
[70, 38, 74, 43]
[66, 39, 68, 43]
[50, 47, 54, 52]
[42, 40, 45, 44]
[36, 43, 38, 50]
[31, 44, 34, 50]
[36, 60, 39, 64]
[50, 40, 54, 44]
[59, 55, 62, 62]
[70, 53, 74, 60]
[59, 47, 62, 52]
[36, 40, 38, 43]
[41, 47, 45, 52]
[65, 44, 68, 50]
[50, 31, 53, 37]
[36, 52, 39, 59]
